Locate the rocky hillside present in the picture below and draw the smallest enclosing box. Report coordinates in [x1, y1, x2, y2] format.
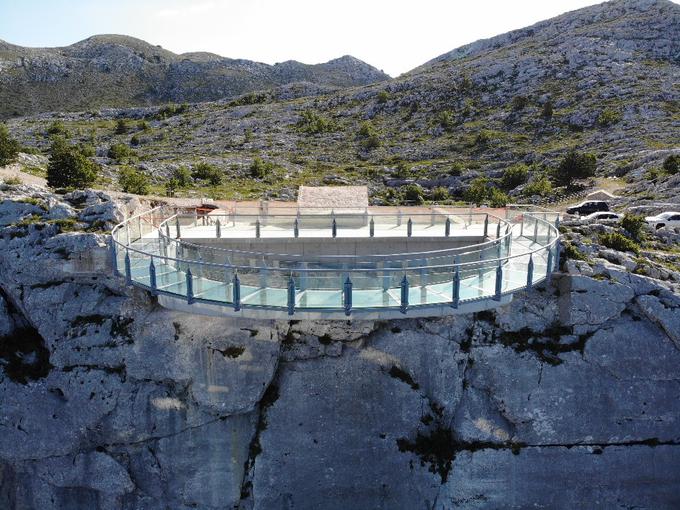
[0, 34, 390, 118]
[4, 0, 678, 205]
[0, 181, 679, 508]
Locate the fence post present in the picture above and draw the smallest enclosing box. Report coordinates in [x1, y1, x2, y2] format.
[175, 217, 181, 239]
[369, 217, 375, 237]
[165, 222, 171, 239]
[294, 218, 299, 238]
[494, 262, 503, 301]
[397, 209, 402, 227]
[111, 240, 118, 274]
[287, 277, 296, 316]
[216, 219, 221, 238]
[496, 220, 501, 239]
[519, 216, 524, 237]
[256, 219, 261, 238]
[483, 214, 489, 237]
[400, 275, 409, 314]
[124, 250, 132, 285]
[546, 248, 554, 285]
[332, 218, 337, 238]
[526, 253, 534, 288]
[233, 273, 241, 311]
[343, 277, 353, 316]
[186, 268, 194, 304]
[451, 261, 460, 309]
[407, 218, 412, 237]
[533, 217, 538, 243]
[445, 217, 451, 237]
[149, 258, 157, 295]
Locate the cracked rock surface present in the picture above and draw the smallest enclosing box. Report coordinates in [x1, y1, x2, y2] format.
[1, 185, 680, 509]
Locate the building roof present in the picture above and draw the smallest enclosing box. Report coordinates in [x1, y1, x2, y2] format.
[297, 186, 368, 211]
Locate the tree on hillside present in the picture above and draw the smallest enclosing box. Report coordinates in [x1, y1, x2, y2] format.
[118, 166, 150, 195]
[0, 124, 20, 166]
[191, 162, 222, 185]
[553, 150, 596, 187]
[47, 137, 99, 189]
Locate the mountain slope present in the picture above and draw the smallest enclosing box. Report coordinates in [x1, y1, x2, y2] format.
[0, 34, 390, 118]
[5, 0, 679, 205]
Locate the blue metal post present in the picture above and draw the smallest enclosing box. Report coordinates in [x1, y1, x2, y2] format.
[111, 240, 118, 274]
[526, 254, 534, 288]
[294, 218, 299, 238]
[407, 218, 412, 237]
[149, 258, 157, 295]
[483, 214, 489, 237]
[186, 268, 194, 304]
[546, 247, 554, 285]
[400, 275, 409, 314]
[332, 218, 337, 238]
[533, 218, 538, 243]
[445, 217, 451, 237]
[216, 219, 221, 238]
[165, 222, 170, 239]
[554, 241, 561, 273]
[124, 250, 131, 285]
[287, 277, 296, 316]
[233, 274, 241, 311]
[451, 262, 460, 309]
[496, 220, 501, 239]
[343, 277, 352, 316]
[369, 217, 375, 237]
[256, 219, 261, 238]
[519, 216, 524, 237]
[494, 262, 503, 301]
[175, 217, 181, 239]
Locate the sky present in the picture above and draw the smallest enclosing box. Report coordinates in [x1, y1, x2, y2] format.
[0, 0, 609, 76]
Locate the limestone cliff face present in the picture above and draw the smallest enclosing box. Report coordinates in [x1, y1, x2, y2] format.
[1, 185, 680, 509]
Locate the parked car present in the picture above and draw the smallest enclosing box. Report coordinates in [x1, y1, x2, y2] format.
[644, 212, 680, 230]
[582, 211, 622, 224]
[566, 200, 609, 216]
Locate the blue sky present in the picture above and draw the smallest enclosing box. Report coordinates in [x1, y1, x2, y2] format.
[0, 0, 642, 76]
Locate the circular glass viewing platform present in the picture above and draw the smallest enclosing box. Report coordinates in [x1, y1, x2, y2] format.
[110, 205, 560, 320]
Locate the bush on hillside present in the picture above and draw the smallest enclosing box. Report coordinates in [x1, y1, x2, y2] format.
[599, 232, 640, 254]
[296, 110, 335, 135]
[108, 143, 135, 162]
[553, 150, 596, 187]
[249, 157, 275, 179]
[0, 124, 20, 166]
[47, 137, 98, 189]
[621, 214, 646, 242]
[662, 154, 680, 175]
[172, 166, 193, 187]
[192, 162, 222, 185]
[118, 166, 150, 195]
[500, 164, 529, 190]
[46, 121, 70, 138]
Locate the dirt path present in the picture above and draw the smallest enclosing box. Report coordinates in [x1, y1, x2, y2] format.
[0, 163, 48, 187]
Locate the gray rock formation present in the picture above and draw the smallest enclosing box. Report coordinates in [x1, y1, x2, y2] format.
[0, 183, 679, 508]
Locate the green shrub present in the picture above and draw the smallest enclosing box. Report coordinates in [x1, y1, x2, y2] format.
[541, 101, 554, 119]
[172, 166, 192, 187]
[523, 176, 553, 197]
[78, 144, 96, 157]
[130, 134, 141, 146]
[249, 157, 275, 179]
[599, 232, 640, 254]
[488, 188, 509, 207]
[432, 187, 449, 201]
[511, 96, 529, 111]
[435, 110, 455, 131]
[118, 166, 150, 195]
[165, 178, 179, 197]
[662, 154, 680, 175]
[192, 162, 222, 185]
[597, 109, 622, 127]
[621, 214, 646, 242]
[394, 161, 413, 179]
[3, 176, 22, 185]
[137, 120, 150, 132]
[115, 119, 129, 134]
[229, 93, 267, 107]
[554, 150, 596, 187]
[501, 164, 529, 190]
[474, 130, 492, 147]
[464, 177, 490, 205]
[357, 122, 381, 149]
[448, 162, 464, 176]
[402, 183, 424, 204]
[155, 103, 189, 119]
[47, 137, 99, 189]
[377, 90, 389, 103]
[108, 143, 135, 162]
[296, 110, 335, 135]
[46, 121, 70, 138]
[0, 124, 20, 166]
[562, 241, 587, 261]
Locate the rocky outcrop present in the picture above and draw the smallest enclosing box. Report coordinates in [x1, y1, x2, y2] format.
[1, 184, 679, 508]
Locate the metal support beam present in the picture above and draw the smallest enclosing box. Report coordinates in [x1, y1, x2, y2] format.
[216, 219, 221, 238]
[175, 218, 181, 239]
[332, 218, 337, 238]
[483, 214, 489, 238]
[149, 258, 157, 295]
[407, 218, 412, 237]
[451, 263, 460, 309]
[445, 217, 451, 237]
[287, 277, 296, 316]
[526, 254, 534, 288]
[186, 268, 194, 304]
[233, 274, 241, 311]
[343, 277, 352, 316]
[256, 219, 261, 238]
[400, 275, 409, 314]
[494, 263, 503, 301]
[124, 250, 131, 285]
[294, 218, 299, 238]
[369, 217, 375, 237]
